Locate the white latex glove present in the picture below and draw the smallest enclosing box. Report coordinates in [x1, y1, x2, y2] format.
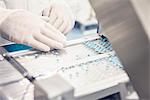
[42, 1, 75, 35]
[0, 10, 67, 51]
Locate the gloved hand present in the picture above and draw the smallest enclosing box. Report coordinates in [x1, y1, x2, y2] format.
[0, 10, 67, 51]
[42, 1, 75, 35]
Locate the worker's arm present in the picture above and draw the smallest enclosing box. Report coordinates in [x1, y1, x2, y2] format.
[0, 7, 66, 51]
[0, 8, 18, 25]
[0, 0, 15, 24]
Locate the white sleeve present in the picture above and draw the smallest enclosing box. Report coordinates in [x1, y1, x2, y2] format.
[0, 0, 6, 8]
[50, 0, 67, 5]
[0, 0, 9, 25]
[0, 0, 19, 27]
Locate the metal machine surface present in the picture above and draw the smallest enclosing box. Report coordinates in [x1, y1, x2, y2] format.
[90, 0, 150, 99]
[0, 34, 130, 100]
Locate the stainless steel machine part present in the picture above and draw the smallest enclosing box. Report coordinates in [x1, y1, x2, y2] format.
[90, 0, 150, 99]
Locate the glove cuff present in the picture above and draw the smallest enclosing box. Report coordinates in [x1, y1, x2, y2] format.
[0, 8, 22, 25]
[0, 9, 27, 42]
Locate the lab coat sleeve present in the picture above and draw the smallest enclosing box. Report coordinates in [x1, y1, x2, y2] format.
[0, 0, 6, 8]
[50, 0, 67, 5]
[0, 0, 8, 24]
[0, 0, 19, 26]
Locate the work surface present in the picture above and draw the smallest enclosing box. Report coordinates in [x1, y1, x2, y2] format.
[0, 33, 129, 100]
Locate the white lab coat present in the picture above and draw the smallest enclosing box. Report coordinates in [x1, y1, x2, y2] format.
[0, 0, 67, 14]
[0, 0, 51, 26]
[0, 0, 54, 14]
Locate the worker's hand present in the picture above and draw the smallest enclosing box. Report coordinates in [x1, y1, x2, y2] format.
[42, 2, 75, 35]
[0, 10, 66, 51]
